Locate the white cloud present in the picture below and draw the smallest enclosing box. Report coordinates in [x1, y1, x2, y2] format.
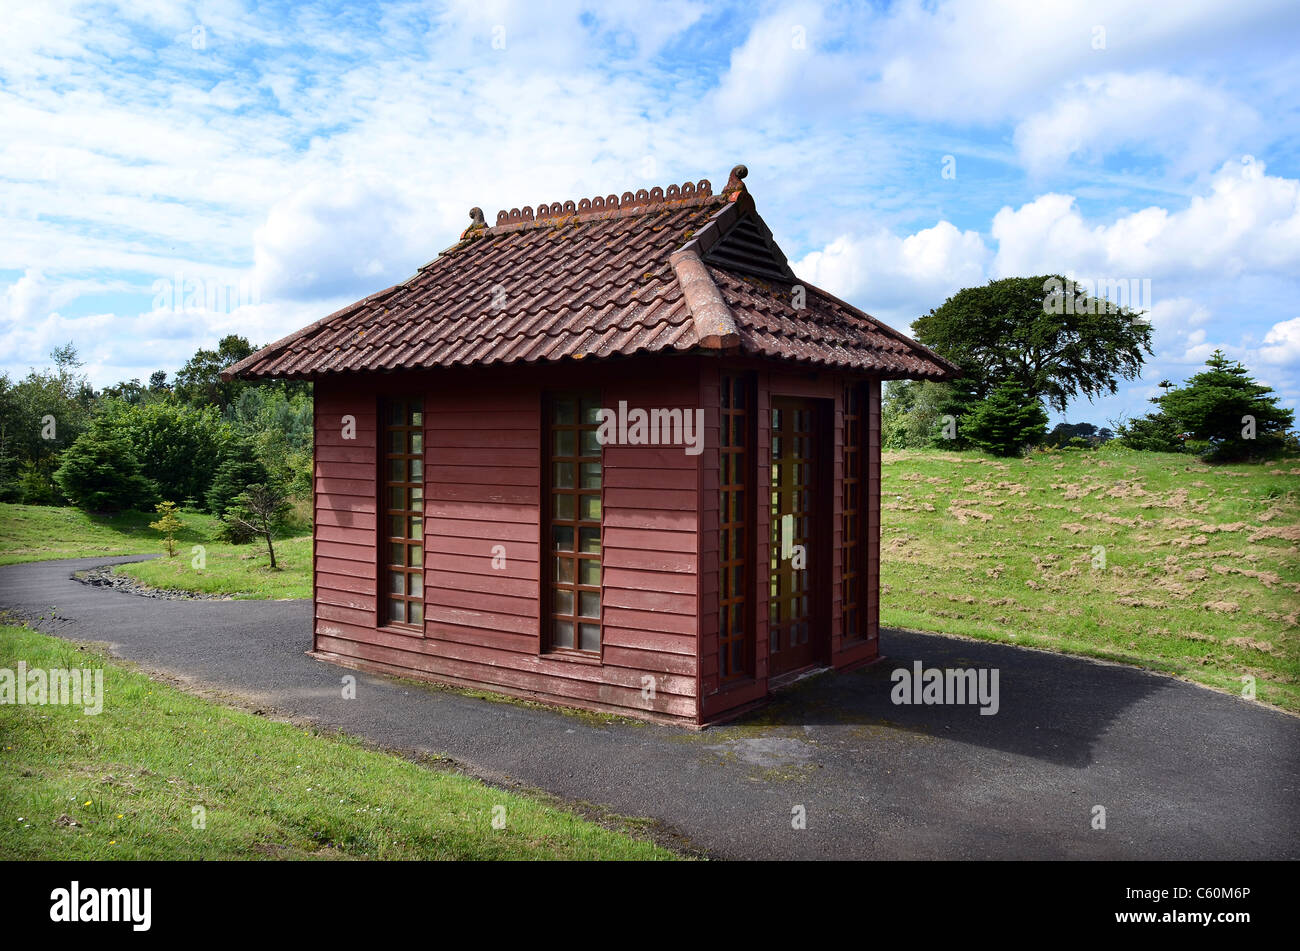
[1013, 72, 1258, 175]
[793, 220, 991, 323]
[1257, 316, 1300, 366]
[991, 158, 1300, 279]
[252, 179, 429, 302]
[0, 269, 52, 324]
[714, 0, 1297, 126]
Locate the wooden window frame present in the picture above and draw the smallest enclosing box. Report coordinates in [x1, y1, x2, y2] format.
[543, 391, 604, 657]
[379, 397, 424, 631]
[841, 383, 865, 641]
[719, 373, 755, 682]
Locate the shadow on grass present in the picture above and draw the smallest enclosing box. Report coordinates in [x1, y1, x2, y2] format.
[83, 509, 213, 545]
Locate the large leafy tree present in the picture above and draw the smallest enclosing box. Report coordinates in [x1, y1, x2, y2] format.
[0, 344, 95, 503]
[174, 335, 258, 410]
[99, 399, 231, 507]
[913, 276, 1153, 413]
[1156, 351, 1294, 460]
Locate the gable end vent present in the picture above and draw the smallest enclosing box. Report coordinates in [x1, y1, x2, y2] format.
[701, 214, 794, 282]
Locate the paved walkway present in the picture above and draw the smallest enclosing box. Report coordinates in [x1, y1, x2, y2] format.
[2, 555, 1296, 859]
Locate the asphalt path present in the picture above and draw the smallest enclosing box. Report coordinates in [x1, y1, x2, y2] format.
[2, 555, 1296, 859]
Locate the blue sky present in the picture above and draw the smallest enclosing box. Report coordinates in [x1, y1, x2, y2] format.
[2, 0, 1299, 428]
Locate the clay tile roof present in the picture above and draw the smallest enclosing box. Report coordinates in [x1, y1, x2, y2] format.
[224, 166, 956, 382]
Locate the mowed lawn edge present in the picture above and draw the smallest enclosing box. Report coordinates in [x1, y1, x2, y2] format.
[0, 625, 678, 860]
[880, 448, 1300, 714]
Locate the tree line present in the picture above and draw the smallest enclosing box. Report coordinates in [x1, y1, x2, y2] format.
[0, 335, 312, 545]
[883, 275, 1296, 460]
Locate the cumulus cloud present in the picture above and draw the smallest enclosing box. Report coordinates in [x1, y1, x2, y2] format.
[991, 158, 1300, 280]
[0, 269, 52, 325]
[713, 0, 1296, 126]
[793, 221, 991, 323]
[252, 179, 431, 302]
[1257, 316, 1300, 366]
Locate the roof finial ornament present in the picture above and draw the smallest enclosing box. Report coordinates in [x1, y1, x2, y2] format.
[460, 206, 488, 240]
[723, 164, 748, 195]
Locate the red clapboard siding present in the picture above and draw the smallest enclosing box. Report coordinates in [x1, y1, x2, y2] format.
[424, 586, 536, 617]
[601, 588, 695, 615]
[426, 570, 538, 599]
[601, 626, 694, 655]
[605, 527, 695, 552]
[427, 483, 539, 505]
[423, 551, 538, 580]
[429, 429, 537, 449]
[604, 548, 697, 573]
[604, 468, 696, 490]
[314, 636, 696, 718]
[424, 604, 538, 636]
[603, 567, 695, 595]
[315, 524, 372, 546]
[314, 381, 377, 647]
[425, 535, 540, 560]
[426, 465, 536, 485]
[309, 362, 719, 724]
[603, 508, 696, 531]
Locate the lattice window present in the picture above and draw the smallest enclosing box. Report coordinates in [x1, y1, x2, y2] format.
[547, 393, 602, 653]
[719, 374, 752, 680]
[382, 398, 424, 628]
[841, 385, 863, 640]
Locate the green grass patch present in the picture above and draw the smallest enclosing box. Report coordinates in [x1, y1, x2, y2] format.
[0, 502, 312, 599]
[880, 448, 1300, 712]
[0, 624, 676, 860]
[116, 534, 313, 600]
[0, 504, 221, 566]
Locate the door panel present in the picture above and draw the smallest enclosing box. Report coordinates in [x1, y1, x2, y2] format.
[768, 397, 822, 676]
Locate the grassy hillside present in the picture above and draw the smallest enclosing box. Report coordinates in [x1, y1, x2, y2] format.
[0, 503, 312, 599]
[0, 504, 222, 566]
[0, 624, 675, 860]
[3, 451, 1297, 712]
[880, 448, 1300, 712]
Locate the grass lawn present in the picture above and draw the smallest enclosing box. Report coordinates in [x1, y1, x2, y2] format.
[116, 534, 312, 599]
[880, 447, 1300, 713]
[0, 502, 312, 599]
[0, 504, 222, 566]
[0, 624, 675, 860]
[3, 452, 1297, 711]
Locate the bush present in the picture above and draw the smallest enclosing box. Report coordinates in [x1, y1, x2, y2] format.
[1116, 412, 1184, 453]
[882, 379, 977, 450]
[206, 436, 268, 517]
[214, 516, 258, 544]
[14, 458, 64, 505]
[100, 400, 230, 509]
[962, 380, 1049, 457]
[1156, 351, 1294, 461]
[53, 420, 156, 512]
